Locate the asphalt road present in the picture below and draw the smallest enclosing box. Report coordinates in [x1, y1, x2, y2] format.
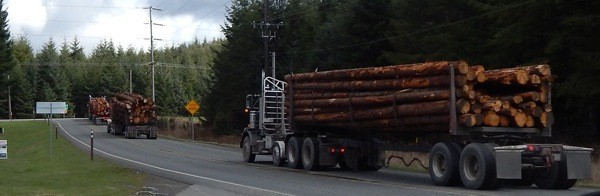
[54, 118, 598, 196]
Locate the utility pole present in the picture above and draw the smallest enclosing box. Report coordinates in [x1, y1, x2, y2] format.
[7, 75, 11, 120]
[144, 6, 163, 102]
[253, 0, 282, 78]
[271, 52, 276, 78]
[129, 69, 132, 93]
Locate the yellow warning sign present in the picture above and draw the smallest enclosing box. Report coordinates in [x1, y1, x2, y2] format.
[185, 100, 200, 115]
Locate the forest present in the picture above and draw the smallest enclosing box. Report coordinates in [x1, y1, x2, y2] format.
[1, 0, 599, 143]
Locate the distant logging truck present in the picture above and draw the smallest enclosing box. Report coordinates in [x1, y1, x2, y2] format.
[88, 96, 110, 125]
[106, 92, 158, 139]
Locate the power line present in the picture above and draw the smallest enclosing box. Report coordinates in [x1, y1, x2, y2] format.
[156, 0, 170, 8]
[268, 1, 357, 22]
[160, 0, 193, 17]
[7, 4, 140, 9]
[15, 34, 109, 39]
[166, 1, 230, 37]
[10, 18, 145, 25]
[284, 0, 536, 54]
[22, 62, 210, 69]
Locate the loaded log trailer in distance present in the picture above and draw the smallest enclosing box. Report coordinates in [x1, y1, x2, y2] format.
[240, 61, 592, 190]
[88, 96, 111, 125]
[107, 92, 158, 139]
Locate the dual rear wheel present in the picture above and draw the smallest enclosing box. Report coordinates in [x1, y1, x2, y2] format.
[286, 136, 320, 171]
[429, 142, 498, 189]
[429, 142, 577, 190]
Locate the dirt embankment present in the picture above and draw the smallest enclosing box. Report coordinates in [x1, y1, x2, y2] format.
[157, 117, 240, 146]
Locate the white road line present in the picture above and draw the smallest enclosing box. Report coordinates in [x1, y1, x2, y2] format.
[57, 122, 293, 196]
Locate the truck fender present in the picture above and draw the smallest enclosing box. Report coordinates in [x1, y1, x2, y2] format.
[240, 129, 259, 148]
[274, 141, 286, 158]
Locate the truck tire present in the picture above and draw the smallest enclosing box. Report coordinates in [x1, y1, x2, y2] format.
[504, 170, 535, 187]
[146, 132, 157, 139]
[459, 143, 497, 190]
[287, 137, 303, 169]
[429, 142, 461, 186]
[242, 136, 255, 163]
[359, 139, 385, 171]
[534, 152, 576, 189]
[302, 137, 320, 171]
[338, 158, 351, 170]
[272, 142, 285, 167]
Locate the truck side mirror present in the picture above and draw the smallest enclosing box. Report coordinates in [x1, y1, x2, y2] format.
[245, 96, 251, 109]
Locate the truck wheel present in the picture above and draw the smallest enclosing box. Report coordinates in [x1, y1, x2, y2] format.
[338, 155, 351, 170]
[242, 136, 255, 163]
[459, 143, 497, 190]
[146, 133, 157, 139]
[359, 139, 385, 171]
[287, 137, 303, 169]
[534, 152, 576, 189]
[272, 142, 285, 167]
[429, 142, 461, 186]
[107, 125, 111, 133]
[302, 137, 320, 171]
[505, 170, 535, 187]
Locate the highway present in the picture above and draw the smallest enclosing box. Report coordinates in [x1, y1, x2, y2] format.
[54, 118, 598, 196]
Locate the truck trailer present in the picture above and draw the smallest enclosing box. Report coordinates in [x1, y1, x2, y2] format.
[240, 61, 592, 190]
[107, 92, 158, 139]
[88, 96, 111, 125]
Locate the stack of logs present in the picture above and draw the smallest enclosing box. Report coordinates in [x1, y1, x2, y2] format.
[89, 97, 110, 117]
[463, 64, 554, 128]
[283, 61, 554, 132]
[110, 92, 157, 125]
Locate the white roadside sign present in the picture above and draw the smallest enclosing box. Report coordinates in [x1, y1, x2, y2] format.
[36, 102, 68, 114]
[0, 140, 7, 159]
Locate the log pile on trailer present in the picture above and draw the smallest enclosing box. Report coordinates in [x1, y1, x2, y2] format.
[284, 61, 554, 132]
[466, 64, 554, 128]
[89, 97, 110, 117]
[110, 92, 157, 125]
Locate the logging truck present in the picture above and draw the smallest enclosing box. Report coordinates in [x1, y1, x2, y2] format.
[106, 92, 158, 139]
[240, 61, 592, 190]
[88, 96, 111, 125]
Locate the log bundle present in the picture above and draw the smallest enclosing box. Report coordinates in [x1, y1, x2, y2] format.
[110, 92, 157, 125]
[471, 64, 554, 128]
[89, 97, 110, 117]
[284, 61, 554, 133]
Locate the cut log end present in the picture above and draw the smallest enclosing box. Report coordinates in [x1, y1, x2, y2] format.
[455, 61, 470, 75]
[456, 99, 471, 114]
[483, 111, 500, 127]
[513, 111, 528, 127]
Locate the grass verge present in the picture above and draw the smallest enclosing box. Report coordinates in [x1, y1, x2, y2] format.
[0, 121, 143, 195]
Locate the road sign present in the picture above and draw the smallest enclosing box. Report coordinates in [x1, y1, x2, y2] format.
[36, 102, 68, 114]
[0, 140, 7, 159]
[185, 100, 200, 115]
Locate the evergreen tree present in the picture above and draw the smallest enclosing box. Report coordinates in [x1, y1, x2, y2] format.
[90, 39, 127, 95]
[339, 0, 393, 67]
[10, 36, 35, 118]
[68, 37, 91, 116]
[279, 0, 320, 74]
[204, 0, 263, 134]
[0, 0, 14, 73]
[0, 0, 15, 118]
[35, 38, 60, 101]
[7, 64, 33, 118]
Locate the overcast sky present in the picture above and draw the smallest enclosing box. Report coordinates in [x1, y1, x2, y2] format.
[5, 0, 229, 55]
